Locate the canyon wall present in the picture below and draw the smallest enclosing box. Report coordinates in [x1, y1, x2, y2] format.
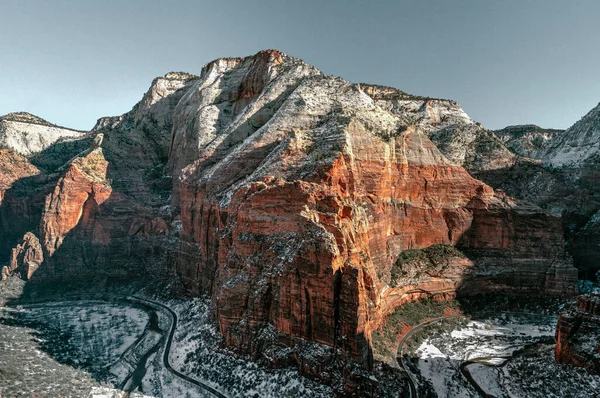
[0, 50, 582, 369]
[556, 294, 600, 374]
[172, 51, 578, 365]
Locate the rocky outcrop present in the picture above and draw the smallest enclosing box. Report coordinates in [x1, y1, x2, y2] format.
[555, 294, 600, 374]
[543, 103, 600, 167]
[40, 149, 112, 257]
[477, 103, 600, 279]
[360, 86, 517, 173]
[493, 124, 562, 158]
[0, 112, 86, 156]
[0, 149, 39, 204]
[8, 232, 43, 280]
[173, 50, 577, 366]
[7, 71, 198, 283]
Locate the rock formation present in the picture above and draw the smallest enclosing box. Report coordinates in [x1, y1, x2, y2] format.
[493, 124, 563, 158]
[556, 294, 600, 374]
[170, 50, 577, 365]
[40, 148, 112, 257]
[0, 50, 584, 375]
[0, 149, 39, 204]
[0, 112, 85, 156]
[478, 103, 600, 280]
[543, 103, 600, 167]
[8, 232, 43, 280]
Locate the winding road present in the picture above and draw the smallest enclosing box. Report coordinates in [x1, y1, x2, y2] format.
[1, 295, 228, 398]
[130, 296, 228, 398]
[396, 312, 557, 398]
[396, 315, 464, 398]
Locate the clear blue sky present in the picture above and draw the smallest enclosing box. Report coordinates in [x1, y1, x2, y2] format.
[1, 0, 599, 130]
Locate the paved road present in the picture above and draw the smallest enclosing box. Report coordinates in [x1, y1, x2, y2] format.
[131, 296, 228, 398]
[1, 295, 228, 398]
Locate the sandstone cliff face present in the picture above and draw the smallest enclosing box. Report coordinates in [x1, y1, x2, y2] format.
[9, 232, 43, 280]
[40, 149, 112, 257]
[29, 71, 196, 282]
[478, 104, 600, 279]
[360, 86, 517, 173]
[0, 50, 583, 373]
[0, 72, 195, 284]
[0, 149, 39, 204]
[556, 294, 600, 374]
[172, 50, 577, 365]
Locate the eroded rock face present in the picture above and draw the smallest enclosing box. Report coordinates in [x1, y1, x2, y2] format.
[40, 149, 112, 257]
[543, 103, 600, 167]
[556, 294, 600, 374]
[173, 50, 578, 365]
[478, 104, 600, 279]
[361, 87, 517, 173]
[0, 71, 196, 284]
[9, 232, 43, 280]
[493, 124, 563, 159]
[0, 50, 583, 374]
[0, 149, 39, 204]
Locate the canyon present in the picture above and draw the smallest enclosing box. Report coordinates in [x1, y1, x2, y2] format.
[1, 50, 599, 394]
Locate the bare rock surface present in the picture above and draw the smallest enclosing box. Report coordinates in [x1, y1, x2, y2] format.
[0, 50, 590, 389]
[543, 102, 600, 167]
[556, 293, 600, 374]
[0, 112, 86, 157]
[9, 232, 43, 279]
[170, 50, 577, 366]
[493, 124, 562, 158]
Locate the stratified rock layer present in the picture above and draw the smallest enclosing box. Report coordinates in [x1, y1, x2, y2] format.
[556, 294, 600, 374]
[174, 50, 578, 365]
[0, 149, 39, 204]
[40, 149, 112, 257]
[0, 50, 583, 373]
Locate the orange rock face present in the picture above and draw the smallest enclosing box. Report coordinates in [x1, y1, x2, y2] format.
[0, 150, 39, 205]
[9, 232, 43, 280]
[40, 150, 112, 257]
[178, 120, 578, 365]
[555, 294, 600, 374]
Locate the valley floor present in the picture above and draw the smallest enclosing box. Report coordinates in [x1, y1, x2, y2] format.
[403, 313, 600, 398]
[0, 291, 333, 397]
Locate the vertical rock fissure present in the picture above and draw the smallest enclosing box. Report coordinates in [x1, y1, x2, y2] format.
[332, 269, 342, 358]
[304, 286, 313, 339]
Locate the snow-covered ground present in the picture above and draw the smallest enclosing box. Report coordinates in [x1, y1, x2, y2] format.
[407, 315, 600, 398]
[0, 296, 336, 397]
[0, 302, 149, 397]
[166, 297, 334, 397]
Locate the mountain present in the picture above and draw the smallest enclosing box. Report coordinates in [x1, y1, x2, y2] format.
[0, 50, 585, 391]
[543, 103, 600, 167]
[493, 124, 563, 158]
[167, 50, 575, 365]
[0, 112, 86, 156]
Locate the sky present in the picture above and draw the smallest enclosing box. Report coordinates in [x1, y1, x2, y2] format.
[1, 0, 599, 131]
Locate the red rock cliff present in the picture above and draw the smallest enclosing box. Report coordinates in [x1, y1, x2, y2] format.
[173, 53, 578, 365]
[556, 294, 600, 374]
